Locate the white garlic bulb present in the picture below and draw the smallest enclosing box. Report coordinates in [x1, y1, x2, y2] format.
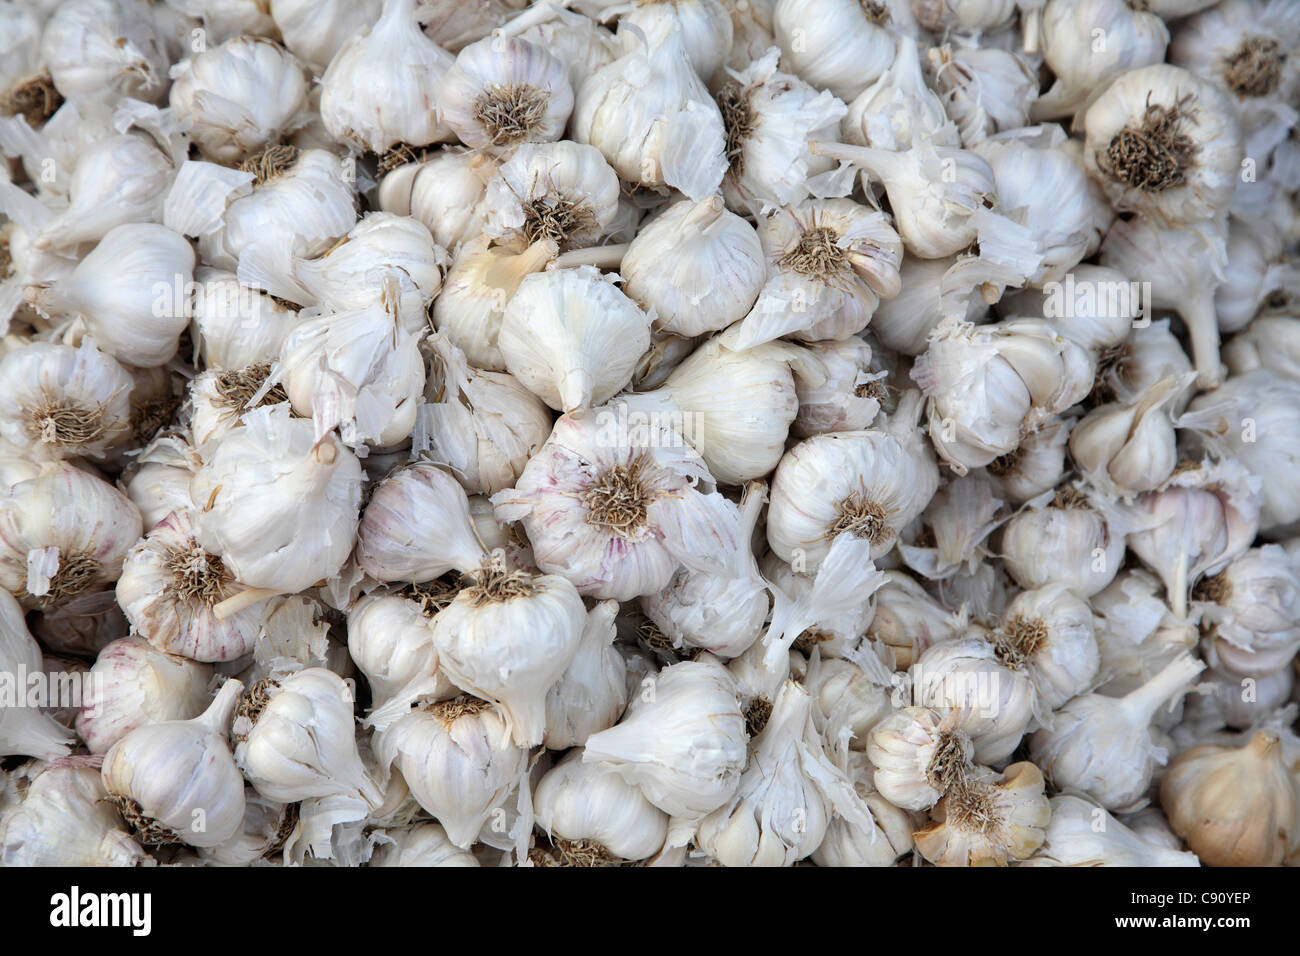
[1223, 316, 1300, 383]
[869, 255, 990, 356]
[543, 600, 628, 749]
[1196, 545, 1300, 678]
[910, 0, 1016, 32]
[123, 434, 202, 533]
[983, 418, 1072, 506]
[347, 589, 457, 730]
[1024, 794, 1200, 866]
[866, 570, 967, 669]
[0, 588, 75, 759]
[41, 0, 170, 104]
[617, 0, 733, 79]
[1001, 263, 1137, 353]
[996, 584, 1100, 710]
[791, 337, 882, 438]
[191, 268, 304, 371]
[379, 148, 497, 251]
[270, 0, 381, 71]
[101, 678, 247, 848]
[927, 44, 1039, 146]
[845, 36, 957, 152]
[898, 474, 1006, 582]
[1000, 486, 1125, 597]
[771, 0, 893, 102]
[914, 762, 1050, 866]
[1069, 376, 1186, 497]
[1096, 318, 1195, 408]
[867, 707, 973, 811]
[803, 653, 893, 751]
[369, 822, 479, 867]
[811, 751, 915, 867]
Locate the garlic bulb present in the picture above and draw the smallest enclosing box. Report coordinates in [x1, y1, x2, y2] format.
[996, 584, 1100, 710]
[1223, 316, 1300, 382]
[40, 0, 170, 104]
[270, 0, 382, 71]
[1161, 731, 1300, 866]
[1195, 545, 1300, 678]
[543, 600, 628, 749]
[436, 36, 573, 151]
[572, 32, 726, 201]
[347, 589, 457, 730]
[866, 570, 967, 669]
[1024, 794, 1200, 866]
[771, 0, 893, 102]
[432, 559, 586, 747]
[984, 417, 1071, 505]
[1069, 376, 1185, 497]
[0, 341, 133, 462]
[74, 636, 212, 754]
[234, 667, 383, 807]
[191, 404, 364, 595]
[802, 653, 893, 751]
[910, 0, 1016, 32]
[1185, 665, 1294, 731]
[617, 0, 733, 80]
[1000, 486, 1126, 597]
[583, 659, 747, 820]
[191, 268, 304, 371]
[375, 696, 528, 848]
[123, 433, 202, 532]
[1084, 64, 1243, 226]
[0, 757, 153, 867]
[0, 588, 75, 759]
[498, 265, 650, 413]
[379, 148, 496, 251]
[914, 762, 1050, 866]
[1096, 318, 1195, 408]
[898, 474, 1006, 581]
[845, 36, 957, 152]
[866, 706, 973, 811]
[101, 678, 247, 848]
[0, 462, 143, 611]
[791, 337, 882, 438]
[869, 255, 990, 356]
[621, 197, 765, 338]
[1001, 265, 1137, 354]
[25, 223, 195, 368]
[319, 0, 454, 154]
[1030, 653, 1206, 810]
[811, 751, 915, 867]
[533, 749, 668, 863]
[926, 44, 1039, 147]
[369, 822, 479, 867]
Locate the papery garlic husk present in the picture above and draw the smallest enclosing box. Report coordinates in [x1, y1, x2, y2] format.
[583, 659, 748, 821]
[0, 756, 153, 866]
[792, 337, 883, 438]
[1223, 316, 1300, 383]
[914, 761, 1050, 866]
[0, 341, 133, 462]
[40, 0, 170, 104]
[1161, 730, 1300, 866]
[186, 364, 289, 449]
[1030, 653, 1205, 810]
[375, 696, 528, 848]
[534, 748, 668, 864]
[1002, 264, 1138, 353]
[191, 267, 304, 371]
[866, 570, 967, 669]
[1031, 0, 1169, 123]
[996, 584, 1100, 711]
[319, 0, 454, 154]
[757, 549, 879, 664]
[369, 822, 480, 867]
[1000, 485, 1126, 597]
[432, 236, 556, 371]
[717, 46, 848, 212]
[911, 634, 1040, 764]
[234, 667, 383, 807]
[101, 678, 246, 847]
[25, 223, 194, 368]
[123, 433, 202, 532]
[572, 32, 726, 201]
[1022, 794, 1200, 866]
[0, 588, 75, 759]
[811, 749, 915, 867]
[1096, 318, 1195, 410]
[0, 462, 143, 611]
[899, 474, 1007, 581]
[803, 654, 894, 753]
[74, 636, 212, 755]
[1182, 370, 1300, 532]
[771, 0, 893, 101]
[622, 197, 765, 338]
[984, 417, 1072, 505]
[498, 265, 650, 414]
[542, 600, 627, 750]
[926, 44, 1039, 147]
[844, 36, 957, 152]
[198, 789, 301, 866]
[869, 255, 991, 356]
[866, 706, 973, 811]
[270, 0, 382, 71]
[1083, 64, 1243, 226]
[493, 408, 741, 601]
[616, 0, 733, 80]
[116, 508, 268, 663]
[767, 390, 938, 568]
[191, 404, 363, 595]
[1069, 375, 1186, 497]
[436, 35, 573, 151]
[1195, 545, 1300, 678]
[379, 148, 497, 251]
[723, 197, 902, 349]
[169, 36, 309, 165]
[432, 558, 586, 748]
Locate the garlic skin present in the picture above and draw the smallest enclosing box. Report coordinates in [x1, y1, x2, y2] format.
[899, 474, 1006, 582]
[1069, 376, 1184, 498]
[0, 341, 133, 462]
[915, 762, 1050, 867]
[926, 44, 1039, 147]
[866, 570, 967, 669]
[235, 668, 383, 807]
[191, 404, 364, 595]
[123, 434, 203, 532]
[101, 678, 247, 848]
[169, 37, 310, 165]
[1000, 488, 1125, 598]
[376, 697, 528, 849]
[380, 148, 496, 251]
[271, 0, 381, 71]
[1084, 64, 1243, 226]
[812, 751, 915, 868]
[74, 636, 212, 755]
[758, 550, 879, 664]
[1030, 654, 1206, 811]
[771, 0, 893, 102]
[498, 265, 650, 414]
[369, 822, 479, 867]
[347, 590, 457, 731]
[997, 584, 1100, 710]
[1196, 545, 1300, 678]
[1024, 794, 1200, 867]
[1213, 218, 1295, 335]
[534, 749, 668, 863]
[41, 0, 170, 104]
[866, 707, 973, 811]
[0, 757, 153, 867]
[319, 0, 454, 154]
[803, 654, 893, 751]
[792, 337, 882, 438]
[543, 600, 628, 749]
[617, 0, 733, 80]
[621, 197, 765, 338]
[26, 223, 195, 368]
[0, 463, 143, 611]
[436, 36, 573, 151]
[191, 268, 303, 371]
[1098, 318, 1195, 409]
[583, 660, 748, 820]
[984, 417, 1071, 505]
[0, 588, 75, 760]
[869, 255, 990, 356]
[1161, 731, 1300, 866]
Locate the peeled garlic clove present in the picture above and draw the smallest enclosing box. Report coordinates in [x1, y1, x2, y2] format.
[1023, 794, 1200, 867]
[74, 636, 213, 754]
[914, 761, 1050, 867]
[543, 599, 628, 750]
[772, 0, 893, 102]
[534, 748, 668, 864]
[0, 588, 75, 759]
[101, 678, 247, 848]
[1161, 731, 1300, 866]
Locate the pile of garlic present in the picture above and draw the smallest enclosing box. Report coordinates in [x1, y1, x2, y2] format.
[0, 0, 1298, 869]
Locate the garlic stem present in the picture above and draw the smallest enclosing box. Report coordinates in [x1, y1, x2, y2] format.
[678, 196, 725, 233]
[1022, 8, 1041, 55]
[195, 678, 245, 736]
[496, 0, 572, 39]
[1179, 290, 1224, 389]
[1117, 653, 1204, 728]
[485, 238, 559, 291]
[1246, 731, 1281, 760]
[808, 140, 902, 185]
[1170, 548, 1189, 620]
[548, 243, 629, 271]
[212, 587, 280, 620]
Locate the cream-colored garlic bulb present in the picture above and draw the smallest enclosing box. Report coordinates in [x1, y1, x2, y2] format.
[1030, 653, 1205, 810]
[996, 584, 1100, 710]
[1162, 731, 1300, 866]
[845, 36, 957, 152]
[369, 822, 479, 867]
[1000, 486, 1126, 597]
[1196, 545, 1300, 678]
[1023, 794, 1200, 866]
[270, 0, 381, 71]
[543, 600, 628, 749]
[914, 762, 1050, 866]
[191, 404, 363, 596]
[583, 659, 748, 820]
[771, 0, 893, 102]
[926, 44, 1039, 147]
[0, 757, 153, 866]
[0, 588, 74, 759]
[866, 570, 967, 669]
[101, 678, 246, 848]
[40, 0, 170, 104]
[190, 268, 303, 371]
[621, 197, 765, 338]
[74, 636, 212, 755]
[0, 462, 142, 611]
[319, 0, 454, 154]
[866, 707, 973, 811]
[534, 748, 668, 864]
[379, 148, 497, 251]
[1069, 376, 1185, 498]
[498, 265, 650, 413]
